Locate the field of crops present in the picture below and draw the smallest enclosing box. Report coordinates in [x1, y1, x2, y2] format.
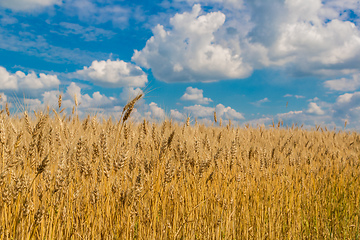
[0, 95, 359, 239]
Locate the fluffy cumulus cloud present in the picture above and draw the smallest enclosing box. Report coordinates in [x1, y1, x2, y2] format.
[215, 103, 244, 120]
[245, 0, 360, 76]
[332, 91, 360, 124]
[147, 102, 166, 120]
[24, 98, 43, 110]
[132, 4, 252, 83]
[0, 66, 60, 92]
[187, 0, 360, 77]
[42, 82, 116, 111]
[180, 87, 212, 104]
[132, 1, 360, 82]
[0, 0, 61, 11]
[3, 79, 145, 119]
[184, 104, 214, 118]
[184, 103, 243, 120]
[24, 82, 150, 120]
[73, 59, 148, 88]
[307, 102, 325, 115]
[170, 109, 185, 120]
[119, 87, 144, 104]
[321, 0, 360, 23]
[324, 73, 360, 91]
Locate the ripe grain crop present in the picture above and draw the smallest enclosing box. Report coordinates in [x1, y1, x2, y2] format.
[0, 95, 359, 239]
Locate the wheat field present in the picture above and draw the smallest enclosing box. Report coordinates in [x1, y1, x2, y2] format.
[0, 95, 359, 239]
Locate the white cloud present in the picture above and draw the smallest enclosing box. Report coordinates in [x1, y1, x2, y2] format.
[307, 102, 325, 115]
[284, 94, 305, 99]
[180, 86, 212, 104]
[119, 87, 144, 104]
[277, 110, 332, 129]
[245, 108, 337, 129]
[332, 92, 360, 124]
[170, 109, 185, 120]
[53, 22, 116, 42]
[69, 83, 117, 109]
[246, 0, 360, 76]
[132, 1, 360, 82]
[0, 15, 18, 25]
[253, 97, 270, 106]
[73, 59, 148, 88]
[184, 103, 244, 120]
[196, 118, 214, 126]
[168, 1, 360, 79]
[324, 73, 360, 91]
[20, 82, 147, 119]
[321, 0, 360, 22]
[0, 67, 17, 90]
[0, 92, 7, 106]
[25, 82, 125, 118]
[215, 103, 244, 120]
[148, 102, 166, 119]
[182, 0, 244, 9]
[277, 110, 304, 119]
[0, 0, 61, 11]
[294, 95, 305, 99]
[248, 93, 360, 129]
[132, 4, 252, 83]
[24, 98, 42, 109]
[245, 117, 272, 127]
[336, 92, 355, 104]
[184, 104, 214, 118]
[0, 28, 110, 65]
[268, 110, 329, 128]
[0, 66, 60, 91]
[64, 0, 131, 28]
[307, 97, 320, 102]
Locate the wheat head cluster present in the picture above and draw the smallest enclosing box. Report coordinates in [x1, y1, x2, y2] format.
[0, 94, 359, 239]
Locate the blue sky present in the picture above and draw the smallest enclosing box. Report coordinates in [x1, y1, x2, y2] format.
[1, 0, 360, 129]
